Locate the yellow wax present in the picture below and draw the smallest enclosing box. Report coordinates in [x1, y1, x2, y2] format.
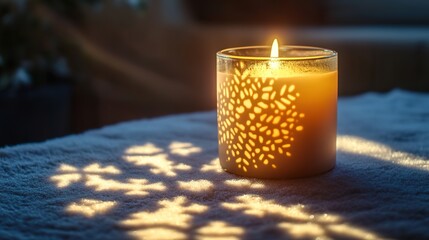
[217, 69, 337, 178]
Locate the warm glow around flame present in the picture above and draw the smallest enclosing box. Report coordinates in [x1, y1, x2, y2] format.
[271, 38, 279, 58]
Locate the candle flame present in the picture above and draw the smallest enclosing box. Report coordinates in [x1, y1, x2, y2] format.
[269, 38, 280, 69]
[271, 39, 279, 58]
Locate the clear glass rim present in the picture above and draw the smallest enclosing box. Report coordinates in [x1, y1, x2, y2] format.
[217, 45, 337, 61]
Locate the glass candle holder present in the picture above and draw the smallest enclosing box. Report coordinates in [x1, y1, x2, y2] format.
[217, 45, 337, 179]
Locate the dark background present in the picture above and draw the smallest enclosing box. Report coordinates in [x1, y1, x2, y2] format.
[1, 0, 429, 147]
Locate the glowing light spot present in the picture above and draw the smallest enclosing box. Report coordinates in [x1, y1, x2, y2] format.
[221, 190, 382, 240]
[228, 103, 234, 111]
[84, 163, 122, 174]
[51, 172, 81, 188]
[286, 118, 295, 122]
[244, 152, 251, 160]
[125, 143, 162, 155]
[85, 174, 166, 196]
[244, 88, 249, 96]
[275, 100, 286, 110]
[224, 179, 265, 189]
[196, 221, 244, 240]
[178, 180, 214, 192]
[258, 102, 268, 109]
[249, 132, 257, 139]
[50, 163, 121, 188]
[168, 142, 202, 156]
[240, 61, 245, 69]
[58, 164, 78, 172]
[262, 86, 273, 92]
[222, 195, 307, 220]
[66, 199, 117, 218]
[272, 116, 281, 124]
[124, 153, 191, 177]
[272, 129, 280, 137]
[279, 222, 325, 238]
[121, 196, 207, 240]
[243, 99, 252, 108]
[234, 68, 241, 76]
[261, 93, 270, 100]
[130, 228, 185, 240]
[288, 94, 296, 101]
[259, 126, 268, 132]
[245, 144, 252, 152]
[239, 91, 245, 99]
[328, 224, 379, 239]
[280, 85, 287, 96]
[337, 135, 429, 171]
[241, 69, 250, 80]
[281, 98, 291, 105]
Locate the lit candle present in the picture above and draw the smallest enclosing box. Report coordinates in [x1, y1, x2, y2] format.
[217, 39, 337, 179]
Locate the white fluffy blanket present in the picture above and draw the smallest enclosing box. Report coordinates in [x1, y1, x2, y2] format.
[0, 90, 428, 239]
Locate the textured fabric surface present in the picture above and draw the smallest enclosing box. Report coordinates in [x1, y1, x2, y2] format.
[0, 90, 428, 239]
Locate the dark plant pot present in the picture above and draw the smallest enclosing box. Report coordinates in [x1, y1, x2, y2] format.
[0, 85, 72, 147]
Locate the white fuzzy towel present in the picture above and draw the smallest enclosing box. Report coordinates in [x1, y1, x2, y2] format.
[0, 90, 428, 239]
